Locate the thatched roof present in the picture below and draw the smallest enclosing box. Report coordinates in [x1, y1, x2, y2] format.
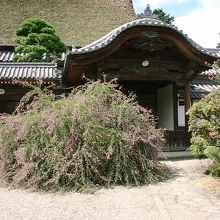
[0, 0, 135, 46]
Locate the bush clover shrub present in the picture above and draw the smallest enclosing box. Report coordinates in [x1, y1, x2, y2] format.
[0, 80, 167, 191]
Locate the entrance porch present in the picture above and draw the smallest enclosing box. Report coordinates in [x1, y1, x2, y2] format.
[62, 17, 216, 151]
[120, 80, 190, 151]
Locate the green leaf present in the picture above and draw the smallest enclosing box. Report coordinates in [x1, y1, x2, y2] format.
[13, 18, 68, 62]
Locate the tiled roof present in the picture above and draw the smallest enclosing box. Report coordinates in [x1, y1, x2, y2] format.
[0, 50, 67, 63]
[0, 63, 60, 84]
[70, 18, 220, 59]
[178, 80, 220, 99]
[200, 68, 220, 76]
[191, 81, 220, 92]
[0, 50, 14, 62]
[190, 91, 206, 99]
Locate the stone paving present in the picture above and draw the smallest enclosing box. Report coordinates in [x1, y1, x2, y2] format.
[0, 159, 220, 220]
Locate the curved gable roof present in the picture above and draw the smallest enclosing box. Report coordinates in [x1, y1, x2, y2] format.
[0, 0, 135, 46]
[69, 18, 220, 61]
[63, 17, 220, 84]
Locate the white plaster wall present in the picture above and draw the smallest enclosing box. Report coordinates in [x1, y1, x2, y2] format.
[177, 99, 185, 127]
[157, 84, 174, 131]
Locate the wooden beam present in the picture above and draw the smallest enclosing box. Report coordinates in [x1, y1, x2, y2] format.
[184, 80, 191, 147]
[184, 80, 191, 143]
[99, 59, 186, 71]
[99, 69, 184, 81]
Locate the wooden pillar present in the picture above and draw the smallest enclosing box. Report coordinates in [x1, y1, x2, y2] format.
[184, 80, 191, 147]
[184, 80, 191, 113]
[173, 82, 178, 131]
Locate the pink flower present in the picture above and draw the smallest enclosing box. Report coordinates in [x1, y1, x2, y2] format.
[209, 131, 219, 139]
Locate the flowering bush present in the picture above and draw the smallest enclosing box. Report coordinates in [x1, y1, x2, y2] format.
[187, 88, 220, 176]
[205, 59, 220, 83]
[0, 80, 167, 191]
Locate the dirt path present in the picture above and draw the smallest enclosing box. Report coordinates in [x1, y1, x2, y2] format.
[0, 159, 220, 220]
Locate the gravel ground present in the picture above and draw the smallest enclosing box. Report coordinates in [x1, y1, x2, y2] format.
[0, 159, 220, 220]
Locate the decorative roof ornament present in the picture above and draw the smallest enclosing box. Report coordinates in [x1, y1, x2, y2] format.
[137, 4, 159, 19]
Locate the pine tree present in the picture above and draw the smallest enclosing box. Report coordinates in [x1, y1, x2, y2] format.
[153, 8, 174, 25]
[13, 18, 68, 62]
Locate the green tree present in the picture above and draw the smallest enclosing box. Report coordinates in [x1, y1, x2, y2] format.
[188, 59, 220, 176]
[153, 8, 174, 25]
[212, 59, 220, 82]
[13, 18, 68, 62]
[187, 89, 220, 176]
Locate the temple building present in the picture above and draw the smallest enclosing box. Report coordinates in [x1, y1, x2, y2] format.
[0, 1, 219, 151]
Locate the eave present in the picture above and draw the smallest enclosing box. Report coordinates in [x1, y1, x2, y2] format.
[63, 18, 220, 85]
[0, 62, 60, 84]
